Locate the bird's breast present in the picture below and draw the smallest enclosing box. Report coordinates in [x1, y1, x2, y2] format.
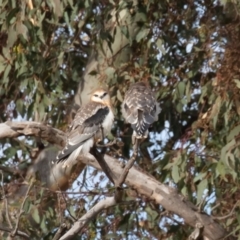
[102, 109, 114, 134]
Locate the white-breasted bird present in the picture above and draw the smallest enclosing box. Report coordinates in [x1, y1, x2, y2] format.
[121, 82, 160, 142]
[56, 89, 114, 164]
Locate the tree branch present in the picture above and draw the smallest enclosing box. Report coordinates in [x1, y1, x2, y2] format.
[0, 121, 86, 192]
[1, 121, 232, 240]
[11, 181, 33, 237]
[0, 224, 30, 239]
[212, 201, 239, 220]
[59, 197, 117, 240]
[0, 170, 13, 229]
[0, 121, 65, 147]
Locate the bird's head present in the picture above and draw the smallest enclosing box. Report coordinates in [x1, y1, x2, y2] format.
[91, 89, 111, 106]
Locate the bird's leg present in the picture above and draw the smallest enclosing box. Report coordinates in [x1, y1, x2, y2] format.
[95, 126, 105, 147]
[96, 126, 117, 148]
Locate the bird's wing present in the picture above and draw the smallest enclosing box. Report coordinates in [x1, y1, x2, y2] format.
[56, 102, 109, 162]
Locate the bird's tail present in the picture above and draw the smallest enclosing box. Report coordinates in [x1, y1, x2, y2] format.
[131, 110, 151, 138]
[55, 144, 83, 164]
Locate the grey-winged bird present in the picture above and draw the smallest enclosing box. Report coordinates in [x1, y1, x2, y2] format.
[121, 82, 160, 143]
[56, 89, 114, 165]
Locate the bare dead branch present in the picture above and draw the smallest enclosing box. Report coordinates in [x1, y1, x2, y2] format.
[0, 224, 30, 239]
[59, 197, 117, 240]
[0, 121, 65, 147]
[11, 181, 33, 237]
[0, 170, 13, 229]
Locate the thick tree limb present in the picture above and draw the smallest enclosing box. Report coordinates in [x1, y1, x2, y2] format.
[1, 121, 232, 240]
[0, 121, 65, 147]
[0, 121, 85, 192]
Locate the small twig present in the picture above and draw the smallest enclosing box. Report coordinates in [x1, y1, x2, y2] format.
[212, 201, 239, 220]
[55, 190, 114, 195]
[211, 203, 220, 212]
[57, 192, 63, 225]
[11, 181, 33, 237]
[59, 197, 117, 240]
[0, 170, 13, 229]
[0, 224, 30, 239]
[197, 193, 208, 212]
[115, 139, 139, 188]
[52, 223, 67, 240]
[0, 166, 18, 175]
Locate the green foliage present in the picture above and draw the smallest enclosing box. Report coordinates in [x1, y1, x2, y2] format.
[1, 0, 240, 239]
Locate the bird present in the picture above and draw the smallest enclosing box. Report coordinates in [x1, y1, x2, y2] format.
[56, 89, 114, 165]
[121, 82, 160, 143]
